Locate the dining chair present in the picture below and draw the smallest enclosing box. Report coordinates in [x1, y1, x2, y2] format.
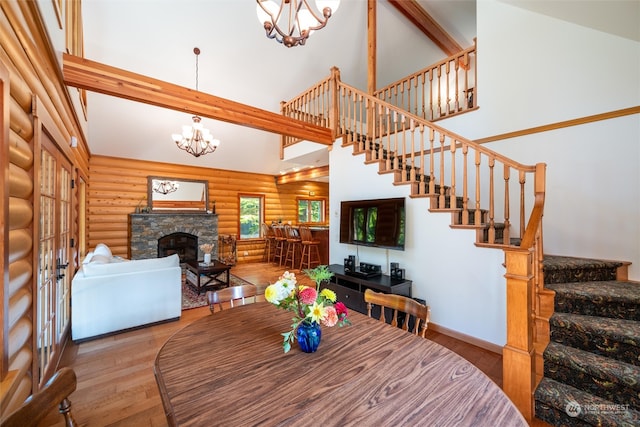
[2, 367, 78, 427]
[207, 284, 258, 313]
[364, 288, 430, 337]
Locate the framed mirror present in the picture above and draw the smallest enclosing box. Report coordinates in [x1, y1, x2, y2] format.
[147, 176, 209, 212]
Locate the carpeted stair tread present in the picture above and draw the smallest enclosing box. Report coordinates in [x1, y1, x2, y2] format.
[546, 280, 640, 320]
[543, 255, 622, 285]
[535, 377, 640, 427]
[550, 312, 640, 366]
[543, 341, 640, 407]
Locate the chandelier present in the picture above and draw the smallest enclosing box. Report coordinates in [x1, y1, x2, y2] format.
[172, 47, 220, 157]
[256, 0, 340, 48]
[152, 180, 179, 195]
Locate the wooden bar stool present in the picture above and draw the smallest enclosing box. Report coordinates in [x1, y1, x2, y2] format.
[272, 225, 287, 265]
[299, 225, 321, 271]
[261, 223, 276, 262]
[283, 224, 302, 270]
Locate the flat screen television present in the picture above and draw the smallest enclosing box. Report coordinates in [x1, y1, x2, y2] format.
[339, 197, 405, 250]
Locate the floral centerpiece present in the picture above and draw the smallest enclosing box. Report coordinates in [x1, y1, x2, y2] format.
[265, 265, 351, 353]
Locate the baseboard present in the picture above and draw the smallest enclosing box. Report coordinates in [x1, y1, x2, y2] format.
[428, 322, 503, 355]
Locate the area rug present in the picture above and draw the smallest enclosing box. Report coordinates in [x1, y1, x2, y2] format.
[181, 274, 258, 310]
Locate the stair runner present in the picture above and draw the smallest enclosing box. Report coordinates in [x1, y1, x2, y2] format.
[534, 255, 640, 426]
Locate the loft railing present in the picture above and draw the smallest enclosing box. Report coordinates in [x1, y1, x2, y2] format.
[374, 40, 477, 121]
[280, 66, 548, 421]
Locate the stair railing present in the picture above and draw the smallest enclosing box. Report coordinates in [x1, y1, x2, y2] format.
[280, 68, 548, 420]
[374, 40, 477, 122]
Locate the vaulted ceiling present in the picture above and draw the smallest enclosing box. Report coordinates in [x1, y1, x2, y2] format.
[77, 0, 637, 180]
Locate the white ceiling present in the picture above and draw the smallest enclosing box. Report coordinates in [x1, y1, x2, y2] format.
[79, 0, 637, 179]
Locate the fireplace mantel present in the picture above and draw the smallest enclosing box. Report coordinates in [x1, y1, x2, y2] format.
[129, 213, 218, 261]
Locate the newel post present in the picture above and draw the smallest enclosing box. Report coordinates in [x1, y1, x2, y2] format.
[503, 247, 535, 422]
[329, 67, 340, 140]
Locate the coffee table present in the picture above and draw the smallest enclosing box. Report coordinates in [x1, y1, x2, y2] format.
[184, 260, 232, 295]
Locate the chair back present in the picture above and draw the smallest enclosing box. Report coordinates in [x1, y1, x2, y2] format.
[298, 225, 313, 242]
[207, 284, 258, 313]
[261, 223, 274, 239]
[2, 367, 78, 427]
[272, 225, 285, 240]
[364, 289, 430, 337]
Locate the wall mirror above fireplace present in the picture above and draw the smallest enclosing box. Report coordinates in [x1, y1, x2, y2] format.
[148, 176, 209, 212]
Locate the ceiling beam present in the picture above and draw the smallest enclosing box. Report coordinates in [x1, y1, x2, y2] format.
[275, 165, 329, 184]
[387, 0, 462, 56]
[62, 53, 333, 145]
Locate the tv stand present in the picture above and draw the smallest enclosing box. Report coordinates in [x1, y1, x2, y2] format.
[327, 264, 412, 315]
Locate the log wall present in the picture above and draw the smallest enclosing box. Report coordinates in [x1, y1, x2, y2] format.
[88, 155, 329, 264]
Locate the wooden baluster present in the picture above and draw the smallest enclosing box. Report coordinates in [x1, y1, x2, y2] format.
[462, 144, 469, 225]
[519, 170, 526, 238]
[400, 116, 407, 180]
[445, 60, 451, 115]
[474, 151, 482, 226]
[419, 124, 426, 194]
[454, 57, 460, 113]
[449, 139, 456, 209]
[429, 128, 435, 195]
[421, 72, 426, 120]
[438, 133, 446, 208]
[503, 165, 511, 245]
[488, 156, 496, 244]
[409, 119, 416, 182]
[437, 65, 442, 118]
[428, 69, 435, 121]
[389, 110, 396, 170]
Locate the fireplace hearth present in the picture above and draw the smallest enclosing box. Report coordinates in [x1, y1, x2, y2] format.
[129, 213, 218, 261]
[158, 232, 197, 263]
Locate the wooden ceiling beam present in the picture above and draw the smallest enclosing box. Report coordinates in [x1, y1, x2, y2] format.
[387, 0, 462, 56]
[275, 165, 329, 184]
[62, 53, 333, 145]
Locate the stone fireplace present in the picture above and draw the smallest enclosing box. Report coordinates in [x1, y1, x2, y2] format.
[129, 213, 218, 261]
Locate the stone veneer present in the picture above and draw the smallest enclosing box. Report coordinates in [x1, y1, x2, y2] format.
[129, 213, 218, 261]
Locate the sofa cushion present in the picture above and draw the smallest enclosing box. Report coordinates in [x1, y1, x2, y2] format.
[82, 251, 94, 264]
[94, 243, 112, 258]
[81, 253, 180, 278]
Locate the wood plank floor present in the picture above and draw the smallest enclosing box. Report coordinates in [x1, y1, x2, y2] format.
[43, 262, 549, 426]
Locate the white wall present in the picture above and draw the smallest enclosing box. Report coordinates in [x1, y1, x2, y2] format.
[329, 0, 640, 347]
[443, 0, 639, 280]
[330, 141, 507, 346]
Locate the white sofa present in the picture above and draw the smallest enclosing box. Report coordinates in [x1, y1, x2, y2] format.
[71, 244, 182, 341]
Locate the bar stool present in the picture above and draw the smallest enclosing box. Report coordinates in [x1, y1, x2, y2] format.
[283, 224, 302, 270]
[261, 223, 276, 263]
[272, 225, 287, 265]
[299, 225, 321, 271]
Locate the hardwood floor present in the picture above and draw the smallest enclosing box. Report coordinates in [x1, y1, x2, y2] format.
[43, 262, 549, 426]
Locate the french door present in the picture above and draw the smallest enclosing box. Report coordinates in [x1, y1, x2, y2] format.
[37, 133, 72, 384]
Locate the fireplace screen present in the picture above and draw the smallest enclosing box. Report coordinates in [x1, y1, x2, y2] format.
[158, 232, 197, 263]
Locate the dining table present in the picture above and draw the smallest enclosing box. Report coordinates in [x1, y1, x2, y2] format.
[154, 302, 528, 426]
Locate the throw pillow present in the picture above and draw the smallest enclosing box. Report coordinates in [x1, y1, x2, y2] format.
[94, 243, 112, 258]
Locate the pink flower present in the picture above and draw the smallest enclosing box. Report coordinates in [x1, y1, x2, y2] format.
[335, 302, 348, 318]
[298, 286, 317, 305]
[321, 306, 338, 327]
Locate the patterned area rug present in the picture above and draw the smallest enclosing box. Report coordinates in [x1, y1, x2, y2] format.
[181, 274, 257, 310]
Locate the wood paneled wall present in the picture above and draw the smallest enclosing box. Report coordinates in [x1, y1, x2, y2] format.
[88, 155, 329, 263]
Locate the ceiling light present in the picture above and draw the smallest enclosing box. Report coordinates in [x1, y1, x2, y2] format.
[172, 47, 220, 157]
[256, 0, 340, 48]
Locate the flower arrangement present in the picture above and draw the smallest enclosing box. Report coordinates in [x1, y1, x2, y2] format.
[199, 243, 214, 254]
[265, 265, 351, 353]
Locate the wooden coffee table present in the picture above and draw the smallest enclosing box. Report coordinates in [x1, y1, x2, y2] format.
[184, 260, 232, 295]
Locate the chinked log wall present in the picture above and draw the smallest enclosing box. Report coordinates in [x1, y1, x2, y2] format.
[88, 155, 329, 264]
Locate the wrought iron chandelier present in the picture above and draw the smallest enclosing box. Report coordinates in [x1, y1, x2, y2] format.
[152, 180, 179, 195]
[256, 0, 340, 48]
[172, 47, 220, 157]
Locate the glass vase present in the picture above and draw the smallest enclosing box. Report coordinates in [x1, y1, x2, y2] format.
[203, 253, 211, 264]
[297, 320, 322, 353]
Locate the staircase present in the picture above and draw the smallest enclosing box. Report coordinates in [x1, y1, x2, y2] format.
[535, 255, 640, 426]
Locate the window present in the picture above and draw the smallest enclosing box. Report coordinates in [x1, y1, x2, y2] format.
[239, 194, 264, 239]
[297, 198, 326, 224]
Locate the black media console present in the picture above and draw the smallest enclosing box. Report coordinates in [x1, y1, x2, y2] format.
[327, 264, 412, 315]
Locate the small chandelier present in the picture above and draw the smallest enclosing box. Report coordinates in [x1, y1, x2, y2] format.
[172, 47, 220, 157]
[256, 0, 340, 48]
[153, 180, 179, 195]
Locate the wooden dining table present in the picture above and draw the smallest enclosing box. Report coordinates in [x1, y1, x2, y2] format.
[154, 302, 528, 427]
